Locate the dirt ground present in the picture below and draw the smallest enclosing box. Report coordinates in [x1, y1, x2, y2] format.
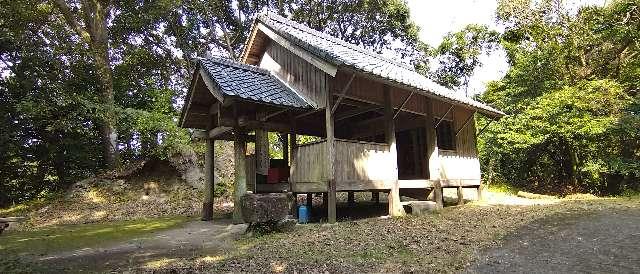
[4, 193, 640, 273]
[467, 208, 640, 273]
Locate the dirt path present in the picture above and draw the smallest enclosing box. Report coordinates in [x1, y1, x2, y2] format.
[467, 209, 640, 273]
[36, 220, 247, 273]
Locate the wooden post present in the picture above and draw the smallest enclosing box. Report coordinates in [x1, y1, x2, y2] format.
[384, 85, 403, 217]
[434, 180, 443, 208]
[306, 193, 313, 208]
[201, 138, 215, 221]
[322, 192, 328, 209]
[326, 87, 337, 223]
[289, 119, 298, 216]
[425, 98, 440, 180]
[347, 191, 355, 206]
[255, 129, 269, 186]
[457, 185, 464, 205]
[425, 98, 442, 209]
[282, 133, 289, 166]
[477, 184, 484, 201]
[232, 129, 247, 224]
[371, 191, 380, 203]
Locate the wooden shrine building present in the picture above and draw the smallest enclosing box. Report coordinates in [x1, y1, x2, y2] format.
[180, 13, 505, 223]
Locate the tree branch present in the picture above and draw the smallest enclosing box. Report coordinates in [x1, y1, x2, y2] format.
[52, 0, 91, 44]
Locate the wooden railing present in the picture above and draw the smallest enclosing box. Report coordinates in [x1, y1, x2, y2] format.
[333, 139, 395, 186]
[438, 150, 481, 180]
[290, 139, 396, 190]
[290, 140, 327, 183]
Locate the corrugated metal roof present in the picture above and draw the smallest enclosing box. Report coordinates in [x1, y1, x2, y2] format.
[199, 57, 310, 108]
[257, 12, 505, 117]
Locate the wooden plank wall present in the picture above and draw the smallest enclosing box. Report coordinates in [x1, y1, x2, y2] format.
[438, 107, 481, 180]
[259, 43, 328, 108]
[454, 107, 478, 157]
[334, 140, 394, 183]
[290, 141, 327, 183]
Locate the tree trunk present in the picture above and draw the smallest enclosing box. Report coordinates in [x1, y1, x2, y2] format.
[53, 0, 118, 168]
[92, 20, 119, 168]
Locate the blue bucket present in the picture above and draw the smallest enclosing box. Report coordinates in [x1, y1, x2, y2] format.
[298, 205, 309, 224]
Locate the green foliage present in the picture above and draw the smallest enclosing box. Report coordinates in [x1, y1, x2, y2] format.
[0, 0, 422, 206]
[479, 0, 640, 195]
[431, 24, 500, 90]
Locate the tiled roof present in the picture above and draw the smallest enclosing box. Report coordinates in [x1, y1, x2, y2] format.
[257, 13, 505, 117]
[199, 57, 310, 108]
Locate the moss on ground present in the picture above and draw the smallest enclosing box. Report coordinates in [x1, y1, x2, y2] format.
[0, 216, 189, 256]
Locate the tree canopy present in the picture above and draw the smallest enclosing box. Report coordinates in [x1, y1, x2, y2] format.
[0, 0, 421, 206]
[478, 0, 640, 194]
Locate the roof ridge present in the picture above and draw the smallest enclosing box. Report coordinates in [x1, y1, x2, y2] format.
[259, 12, 416, 71]
[201, 56, 270, 75]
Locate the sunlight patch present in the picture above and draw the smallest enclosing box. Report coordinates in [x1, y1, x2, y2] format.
[270, 261, 287, 273]
[197, 255, 224, 263]
[144, 258, 177, 269]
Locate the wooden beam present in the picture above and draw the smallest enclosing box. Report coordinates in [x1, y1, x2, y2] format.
[335, 105, 383, 122]
[393, 91, 414, 119]
[384, 85, 403, 217]
[219, 117, 291, 133]
[295, 109, 323, 119]
[476, 119, 494, 137]
[341, 94, 425, 117]
[261, 108, 288, 121]
[331, 73, 356, 114]
[209, 103, 220, 115]
[326, 84, 337, 224]
[201, 138, 215, 221]
[435, 104, 454, 128]
[180, 69, 200, 128]
[425, 98, 440, 181]
[456, 111, 477, 137]
[208, 126, 232, 139]
[232, 129, 247, 224]
[258, 23, 338, 76]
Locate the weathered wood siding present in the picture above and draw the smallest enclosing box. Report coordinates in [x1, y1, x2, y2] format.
[290, 139, 395, 190]
[438, 107, 481, 180]
[290, 141, 327, 183]
[259, 42, 328, 108]
[334, 140, 395, 186]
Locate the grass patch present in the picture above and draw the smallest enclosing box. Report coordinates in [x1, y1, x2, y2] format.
[0, 216, 190, 256]
[486, 182, 521, 195]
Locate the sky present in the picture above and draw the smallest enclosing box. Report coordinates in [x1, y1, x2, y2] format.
[406, 0, 608, 95]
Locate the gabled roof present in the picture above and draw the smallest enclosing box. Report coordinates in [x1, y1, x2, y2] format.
[199, 57, 310, 108]
[256, 12, 505, 117]
[179, 57, 310, 128]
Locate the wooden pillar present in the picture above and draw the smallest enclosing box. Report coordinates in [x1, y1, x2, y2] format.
[282, 133, 289, 166]
[457, 185, 464, 205]
[434, 180, 443, 208]
[347, 191, 355, 206]
[289, 121, 298, 216]
[232, 130, 247, 224]
[371, 191, 380, 203]
[255, 129, 269, 186]
[306, 193, 313, 208]
[322, 192, 328, 209]
[201, 138, 215, 221]
[326, 89, 337, 223]
[384, 85, 403, 217]
[477, 184, 484, 201]
[425, 98, 443, 209]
